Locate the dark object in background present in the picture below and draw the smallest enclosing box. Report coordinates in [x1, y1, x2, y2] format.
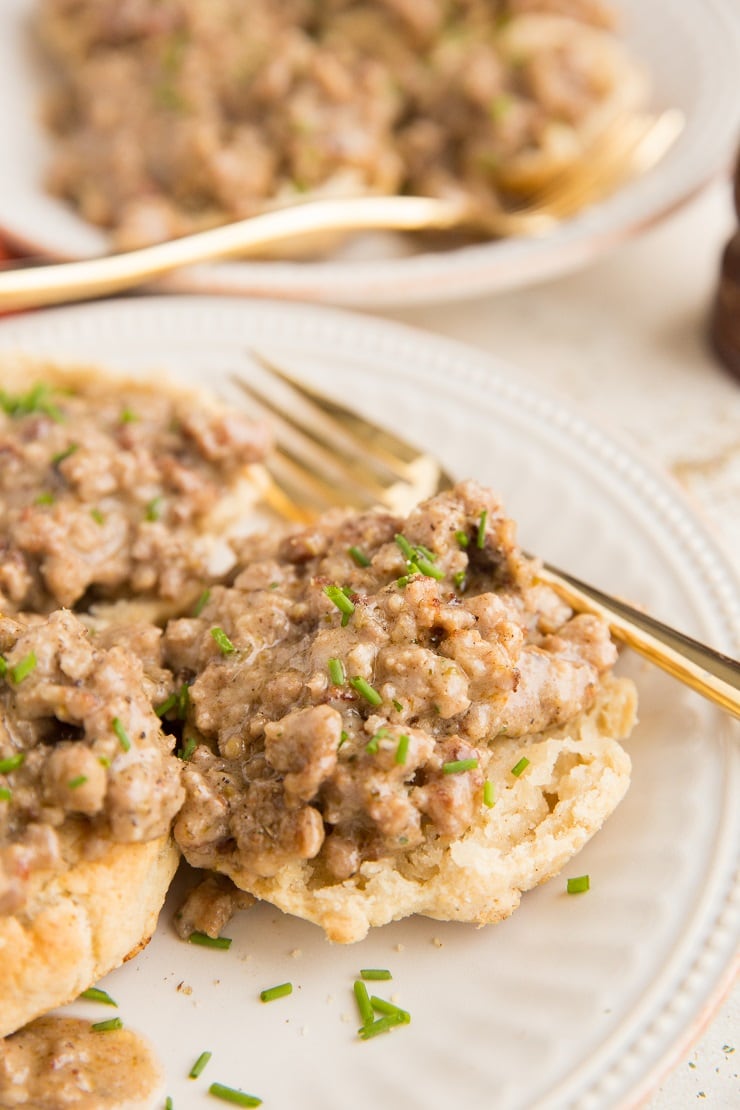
[709, 148, 740, 381]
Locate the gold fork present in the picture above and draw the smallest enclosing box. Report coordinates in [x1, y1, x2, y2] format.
[231, 351, 740, 721]
[0, 109, 683, 313]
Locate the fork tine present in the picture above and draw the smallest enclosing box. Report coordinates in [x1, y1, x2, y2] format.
[231, 351, 450, 517]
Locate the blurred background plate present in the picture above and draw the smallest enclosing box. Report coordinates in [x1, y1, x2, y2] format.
[0, 0, 739, 306]
[0, 296, 737, 1109]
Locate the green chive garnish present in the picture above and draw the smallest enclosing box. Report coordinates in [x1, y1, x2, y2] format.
[177, 683, 190, 719]
[189, 932, 232, 949]
[178, 736, 197, 761]
[442, 758, 478, 774]
[67, 775, 88, 790]
[98, 755, 111, 768]
[208, 1084, 262, 1107]
[396, 575, 409, 588]
[511, 757, 530, 777]
[353, 979, 374, 1026]
[567, 875, 590, 894]
[80, 987, 117, 1007]
[395, 734, 410, 765]
[145, 496, 163, 522]
[394, 534, 416, 562]
[190, 1051, 212, 1079]
[0, 656, 6, 677]
[0, 787, 11, 802]
[165, 1099, 173, 1110]
[348, 545, 371, 567]
[370, 997, 410, 1022]
[193, 588, 211, 616]
[476, 509, 488, 548]
[120, 408, 138, 423]
[155, 692, 177, 717]
[91, 1018, 123, 1032]
[394, 534, 444, 580]
[211, 627, 235, 654]
[52, 443, 78, 465]
[416, 557, 445, 580]
[349, 676, 382, 707]
[328, 657, 345, 685]
[323, 585, 355, 626]
[338, 730, 349, 750]
[453, 570, 466, 590]
[34, 492, 54, 506]
[0, 754, 25, 774]
[11, 652, 36, 684]
[112, 717, 131, 752]
[454, 530, 469, 548]
[360, 969, 391, 981]
[365, 735, 379, 755]
[392, 699, 403, 713]
[358, 1014, 409, 1039]
[90, 507, 105, 525]
[483, 780, 495, 808]
[259, 982, 292, 1003]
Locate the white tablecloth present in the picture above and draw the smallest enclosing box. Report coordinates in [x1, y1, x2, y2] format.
[389, 180, 739, 1108]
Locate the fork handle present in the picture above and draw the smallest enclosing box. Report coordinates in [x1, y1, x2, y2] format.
[538, 563, 740, 719]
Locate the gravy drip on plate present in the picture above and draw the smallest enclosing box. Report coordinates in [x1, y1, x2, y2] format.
[0, 1016, 163, 1109]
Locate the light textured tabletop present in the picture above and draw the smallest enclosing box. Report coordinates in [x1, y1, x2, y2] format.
[388, 180, 739, 1108]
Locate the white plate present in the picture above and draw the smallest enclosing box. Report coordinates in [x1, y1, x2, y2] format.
[1, 0, 739, 306]
[0, 297, 738, 1110]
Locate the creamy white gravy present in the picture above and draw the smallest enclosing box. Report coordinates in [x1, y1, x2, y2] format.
[0, 1016, 163, 1109]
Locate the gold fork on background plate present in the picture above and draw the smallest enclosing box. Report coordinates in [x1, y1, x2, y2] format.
[0, 110, 684, 313]
[231, 351, 740, 721]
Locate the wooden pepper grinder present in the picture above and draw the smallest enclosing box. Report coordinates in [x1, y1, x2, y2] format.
[710, 148, 740, 380]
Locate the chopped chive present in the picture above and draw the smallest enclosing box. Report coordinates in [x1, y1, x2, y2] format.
[145, 496, 163, 522]
[189, 931, 232, 949]
[349, 676, 382, 707]
[483, 780, 495, 808]
[0, 656, 6, 677]
[348, 545, 371, 567]
[0, 787, 11, 802]
[177, 683, 190, 719]
[476, 509, 488, 548]
[67, 775, 88, 790]
[193, 588, 211, 616]
[415, 544, 437, 562]
[338, 730, 349, 750]
[453, 570, 467, 590]
[365, 735, 379, 755]
[370, 997, 410, 1022]
[11, 651, 37, 684]
[90, 507, 105, 525]
[353, 979, 374, 1026]
[98, 755, 111, 768]
[211, 627, 235, 654]
[360, 969, 391, 981]
[259, 982, 292, 1003]
[396, 575, 409, 588]
[567, 874, 590, 894]
[392, 699, 403, 713]
[415, 557, 445, 581]
[120, 408, 138, 423]
[34, 492, 55, 506]
[91, 1018, 123, 1033]
[155, 692, 177, 717]
[80, 987, 117, 1007]
[511, 757, 530, 777]
[178, 736, 197, 761]
[454, 530, 469, 548]
[394, 534, 416, 562]
[395, 734, 410, 765]
[208, 1084, 262, 1107]
[165, 1099, 173, 1110]
[190, 1051, 213, 1079]
[358, 1013, 409, 1039]
[323, 585, 355, 625]
[328, 657, 345, 686]
[52, 442, 78, 465]
[0, 754, 25, 774]
[111, 717, 131, 752]
[442, 758, 478, 774]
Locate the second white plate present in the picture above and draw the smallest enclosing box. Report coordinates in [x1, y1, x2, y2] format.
[0, 0, 739, 305]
